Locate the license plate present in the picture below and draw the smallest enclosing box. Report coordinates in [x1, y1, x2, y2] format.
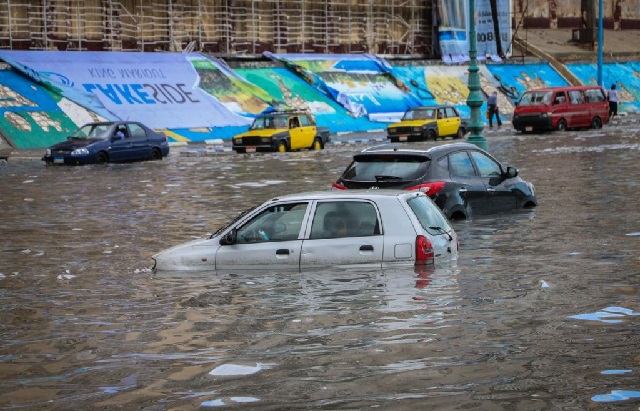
[399, 135, 408, 142]
[525, 126, 533, 132]
[53, 157, 64, 164]
[246, 146, 256, 153]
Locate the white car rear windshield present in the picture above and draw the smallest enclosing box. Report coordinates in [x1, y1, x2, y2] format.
[407, 196, 452, 235]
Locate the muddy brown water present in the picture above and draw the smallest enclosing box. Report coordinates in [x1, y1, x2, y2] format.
[1, 122, 639, 410]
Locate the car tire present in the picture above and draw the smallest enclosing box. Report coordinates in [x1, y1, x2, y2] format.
[455, 127, 465, 139]
[557, 119, 568, 132]
[591, 116, 603, 129]
[277, 141, 288, 153]
[96, 152, 108, 164]
[150, 148, 162, 160]
[311, 138, 323, 150]
[427, 129, 437, 141]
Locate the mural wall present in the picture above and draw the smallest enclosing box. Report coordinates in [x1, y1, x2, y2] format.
[1, 52, 639, 150]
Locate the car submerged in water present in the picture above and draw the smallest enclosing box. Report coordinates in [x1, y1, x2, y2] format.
[152, 190, 458, 271]
[333, 143, 537, 220]
[42, 121, 170, 165]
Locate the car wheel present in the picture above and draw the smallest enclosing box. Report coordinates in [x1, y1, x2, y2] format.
[277, 141, 288, 153]
[150, 148, 162, 161]
[591, 116, 603, 129]
[96, 152, 108, 164]
[311, 138, 323, 150]
[427, 129, 437, 141]
[557, 119, 567, 132]
[455, 127, 465, 139]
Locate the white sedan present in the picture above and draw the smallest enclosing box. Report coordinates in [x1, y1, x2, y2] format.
[152, 190, 458, 271]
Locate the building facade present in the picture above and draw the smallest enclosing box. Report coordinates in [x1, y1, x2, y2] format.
[0, 1, 638, 56]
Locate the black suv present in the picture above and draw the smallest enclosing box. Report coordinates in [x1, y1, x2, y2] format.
[333, 143, 537, 220]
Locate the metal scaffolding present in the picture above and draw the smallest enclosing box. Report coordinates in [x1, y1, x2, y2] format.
[0, 0, 434, 55]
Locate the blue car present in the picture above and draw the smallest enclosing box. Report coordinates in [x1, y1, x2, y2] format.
[42, 121, 170, 165]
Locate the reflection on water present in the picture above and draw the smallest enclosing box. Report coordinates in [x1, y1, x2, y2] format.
[1, 125, 640, 409]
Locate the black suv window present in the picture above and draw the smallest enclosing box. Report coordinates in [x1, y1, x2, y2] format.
[470, 151, 502, 177]
[342, 154, 430, 181]
[449, 151, 476, 177]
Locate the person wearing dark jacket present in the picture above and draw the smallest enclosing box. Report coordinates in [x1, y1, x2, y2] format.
[486, 91, 502, 128]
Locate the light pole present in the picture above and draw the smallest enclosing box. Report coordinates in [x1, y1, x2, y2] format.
[597, 0, 603, 87]
[466, 0, 488, 150]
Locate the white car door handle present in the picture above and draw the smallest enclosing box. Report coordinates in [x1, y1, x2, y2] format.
[459, 188, 468, 193]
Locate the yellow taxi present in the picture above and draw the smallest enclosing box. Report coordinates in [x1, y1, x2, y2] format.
[232, 110, 331, 153]
[387, 105, 468, 142]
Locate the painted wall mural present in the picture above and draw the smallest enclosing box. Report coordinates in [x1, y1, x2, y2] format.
[1, 52, 639, 149]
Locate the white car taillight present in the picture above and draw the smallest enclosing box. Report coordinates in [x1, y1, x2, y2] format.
[415, 235, 434, 265]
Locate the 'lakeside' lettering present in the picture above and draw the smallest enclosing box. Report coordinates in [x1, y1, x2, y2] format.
[82, 83, 200, 105]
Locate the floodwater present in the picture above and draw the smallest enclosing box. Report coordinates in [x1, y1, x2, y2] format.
[1, 120, 639, 410]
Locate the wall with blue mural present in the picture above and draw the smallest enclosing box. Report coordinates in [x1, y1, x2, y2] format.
[1, 51, 639, 150]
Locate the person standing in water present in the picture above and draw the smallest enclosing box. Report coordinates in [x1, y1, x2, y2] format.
[607, 84, 619, 118]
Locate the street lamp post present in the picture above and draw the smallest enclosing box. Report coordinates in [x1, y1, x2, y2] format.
[466, 0, 488, 150]
[597, 0, 603, 87]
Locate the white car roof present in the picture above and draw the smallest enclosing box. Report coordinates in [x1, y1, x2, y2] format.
[266, 189, 422, 203]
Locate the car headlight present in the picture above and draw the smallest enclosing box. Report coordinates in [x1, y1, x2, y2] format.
[234, 138, 242, 145]
[71, 148, 89, 156]
[413, 127, 422, 132]
[45, 149, 51, 156]
[261, 137, 271, 143]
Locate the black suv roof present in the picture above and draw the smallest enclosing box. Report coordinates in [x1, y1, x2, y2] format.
[360, 142, 481, 158]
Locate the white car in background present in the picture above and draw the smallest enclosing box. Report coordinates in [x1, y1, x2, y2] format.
[152, 190, 458, 271]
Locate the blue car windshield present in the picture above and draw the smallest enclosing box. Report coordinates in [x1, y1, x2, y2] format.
[71, 124, 111, 139]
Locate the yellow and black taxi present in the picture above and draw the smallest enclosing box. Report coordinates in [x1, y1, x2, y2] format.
[232, 110, 331, 153]
[387, 105, 468, 142]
